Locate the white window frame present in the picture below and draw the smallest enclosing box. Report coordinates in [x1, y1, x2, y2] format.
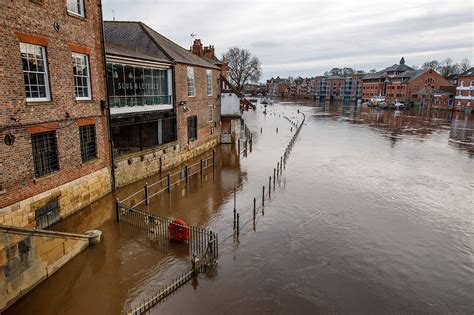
[206, 69, 213, 96]
[72, 52, 92, 100]
[20, 43, 51, 102]
[187, 66, 195, 97]
[67, 0, 85, 17]
[208, 104, 213, 122]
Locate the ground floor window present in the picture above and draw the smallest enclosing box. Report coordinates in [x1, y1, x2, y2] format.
[31, 131, 59, 177]
[112, 116, 176, 157]
[187, 116, 197, 142]
[79, 124, 97, 162]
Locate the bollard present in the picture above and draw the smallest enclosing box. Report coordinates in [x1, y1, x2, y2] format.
[167, 172, 171, 192]
[276, 127, 278, 133]
[291, 127, 293, 132]
[144, 183, 149, 205]
[262, 186, 265, 206]
[115, 198, 121, 221]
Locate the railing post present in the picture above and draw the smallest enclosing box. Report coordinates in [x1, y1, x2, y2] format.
[212, 150, 216, 170]
[237, 139, 241, 154]
[167, 172, 171, 192]
[253, 198, 256, 220]
[280, 157, 283, 171]
[200, 158, 203, 175]
[273, 168, 276, 186]
[236, 213, 240, 233]
[144, 183, 149, 205]
[269, 176, 271, 191]
[262, 186, 265, 206]
[185, 165, 189, 184]
[277, 162, 280, 177]
[115, 198, 121, 221]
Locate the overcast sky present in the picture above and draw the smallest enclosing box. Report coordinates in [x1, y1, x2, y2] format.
[102, 0, 473, 81]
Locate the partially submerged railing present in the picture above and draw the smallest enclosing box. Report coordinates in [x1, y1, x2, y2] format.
[119, 151, 216, 209]
[117, 203, 218, 315]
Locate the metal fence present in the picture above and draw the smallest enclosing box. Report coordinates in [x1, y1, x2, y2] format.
[117, 202, 218, 315]
[119, 151, 216, 209]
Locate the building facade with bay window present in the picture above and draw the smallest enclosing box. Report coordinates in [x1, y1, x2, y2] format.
[0, 0, 112, 228]
[104, 21, 221, 187]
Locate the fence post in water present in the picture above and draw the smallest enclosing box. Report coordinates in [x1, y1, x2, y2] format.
[269, 176, 271, 191]
[281, 157, 283, 171]
[115, 198, 121, 221]
[238, 139, 241, 154]
[236, 213, 240, 233]
[144, 183, 149, 205]
[260, 127, 262, 134]
[212, 150, 216, 169]
[262, 186, 265, 206]
[253, 198, 256, 220]
[273, 168, 276, 186]
[200, 158, 203, 175]
[192, 254, 198, 276]
[167, 172, 171, 192]
[185, 165, 189, 184]
[277, 162, 280, 177]
[276, 127, 278, 133]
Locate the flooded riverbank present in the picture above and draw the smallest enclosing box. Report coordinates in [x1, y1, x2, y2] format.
[6, 100, 473, 314]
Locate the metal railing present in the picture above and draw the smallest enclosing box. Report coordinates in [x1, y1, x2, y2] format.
[118, 203, 218, 315]
[119, 151, 216, 209]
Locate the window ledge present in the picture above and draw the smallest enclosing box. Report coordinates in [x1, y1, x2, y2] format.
[27, 101, 54, 106]
[33, 170, 61, 183]
[67, 11, 86, 20]
[81, 157, 99, 166]
[75, 99, 94, 104]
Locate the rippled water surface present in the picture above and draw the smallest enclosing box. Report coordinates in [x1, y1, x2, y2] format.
[7, 101, 473, 314]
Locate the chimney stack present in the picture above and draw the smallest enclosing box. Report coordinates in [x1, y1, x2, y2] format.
[192, 39, 202, 56]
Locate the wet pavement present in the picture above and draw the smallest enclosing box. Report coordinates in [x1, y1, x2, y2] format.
[6, 100, 473, 314]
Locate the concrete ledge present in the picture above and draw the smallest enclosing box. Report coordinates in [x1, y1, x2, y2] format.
[0, 225, 90, 241]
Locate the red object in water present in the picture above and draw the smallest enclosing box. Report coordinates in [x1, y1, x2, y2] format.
[168, 219, 189, 241]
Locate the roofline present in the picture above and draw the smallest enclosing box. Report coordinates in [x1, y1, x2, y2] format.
[106, 53, 173, 68]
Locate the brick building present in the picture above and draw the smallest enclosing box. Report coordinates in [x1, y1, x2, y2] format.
[454, 67, 474, 109]
[0, 0, 112, 228]
[362, 57, 453, 105]
[103, 22, 221, 187]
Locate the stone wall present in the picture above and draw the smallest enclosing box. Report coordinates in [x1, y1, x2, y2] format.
[0, 167, 111, 228]
[114, 137, 220, 188]
[0, 226, 91, 311]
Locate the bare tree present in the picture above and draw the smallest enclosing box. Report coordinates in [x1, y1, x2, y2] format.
[458, 58, 471, 73]
[436, 58, 459, 78]
[421, 60, 439, 70]
[225, 47, 262, 92]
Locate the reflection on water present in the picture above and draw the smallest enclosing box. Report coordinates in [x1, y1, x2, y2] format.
[6, 100, 473, 314]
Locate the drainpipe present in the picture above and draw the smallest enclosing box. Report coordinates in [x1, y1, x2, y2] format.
[98, 0, 116, 190]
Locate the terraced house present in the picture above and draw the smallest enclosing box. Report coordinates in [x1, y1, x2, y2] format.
[104, 21, 221, 187]
[0, 0, 112, 228]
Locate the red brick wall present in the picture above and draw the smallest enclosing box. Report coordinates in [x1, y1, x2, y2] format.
[174, 64, 221, 151]
[362, 82, 384, 99]
[407, 70, 453, 103]
[0, 0, 110, 208]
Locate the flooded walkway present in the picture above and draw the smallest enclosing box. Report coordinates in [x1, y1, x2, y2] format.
[6, 101, 473, 314]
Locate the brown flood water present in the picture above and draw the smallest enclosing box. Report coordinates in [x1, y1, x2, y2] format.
[6, 100, 473, 314]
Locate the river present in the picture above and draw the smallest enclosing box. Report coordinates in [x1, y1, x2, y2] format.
[6, 100, 473, 314]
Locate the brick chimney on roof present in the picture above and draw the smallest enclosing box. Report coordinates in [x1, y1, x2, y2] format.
[203, 45, 215, 58]
[192, 39, 202, 56]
